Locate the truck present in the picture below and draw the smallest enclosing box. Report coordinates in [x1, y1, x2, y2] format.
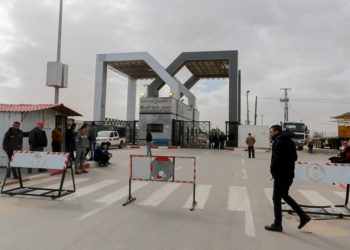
[313, 126, 350, 150]
[281, 121, 308, 150]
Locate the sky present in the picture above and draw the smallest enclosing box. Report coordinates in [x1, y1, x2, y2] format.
[0, 0, 350, 134]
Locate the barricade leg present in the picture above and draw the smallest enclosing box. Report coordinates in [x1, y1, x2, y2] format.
[190, 183, 197, 211]
[123, 179, 136, 206]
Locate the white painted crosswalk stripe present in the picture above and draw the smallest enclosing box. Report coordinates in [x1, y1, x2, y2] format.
[95, 182, 149, 204]
[78, 182, 149, 221]
[139, 183, 181, 206]
[44, 178, 90, 189]
[183, 184, 212, 209]
[228, 186, 255, 238]
[298, 189, 333, 206]
[334, 191, 346, 199]
[61, 179, 119, 201]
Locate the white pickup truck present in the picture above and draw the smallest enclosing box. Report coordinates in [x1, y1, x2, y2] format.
[96, 130, 126, 148]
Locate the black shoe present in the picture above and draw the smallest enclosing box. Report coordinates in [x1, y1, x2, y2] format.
[298, 215, 311, 229]
[265, 223, 283, 232]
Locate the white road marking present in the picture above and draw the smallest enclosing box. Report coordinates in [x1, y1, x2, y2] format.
[78, 182, 149, 221]
[95, 182, 149, 204]
[139, 183, 181, 206]
[176, 166, 184, 170]
[61, 179, 119, 201]
[241, 158, 246, 164]
[43, 178, 90, 189]
[240, 152, 244, 157]
[264, 188, 273, 206]
[242, 169, 247, 179]
[298, 190, 333, 206]
[197, 151, 209, 160]
[228, 186, 255, 237]
[183, 184, 212, 209]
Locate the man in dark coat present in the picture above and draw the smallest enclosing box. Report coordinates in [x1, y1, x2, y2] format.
[65, 123, 77, 160]
[28, 121, 48, 173]
[2, 122, 23, 179]
[265, 125, 310, 232]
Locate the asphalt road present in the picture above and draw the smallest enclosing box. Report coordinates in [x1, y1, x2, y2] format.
[0, 148, 349, 250]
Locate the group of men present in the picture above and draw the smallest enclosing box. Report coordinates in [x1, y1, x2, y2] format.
[210, 133, 227, 149]
[2, 121, 113, 178]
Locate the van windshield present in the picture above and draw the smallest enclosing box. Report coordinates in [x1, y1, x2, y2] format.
[98, 131, 112, 137]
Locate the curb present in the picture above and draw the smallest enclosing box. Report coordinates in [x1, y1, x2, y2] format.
[2, 162, 92, 187]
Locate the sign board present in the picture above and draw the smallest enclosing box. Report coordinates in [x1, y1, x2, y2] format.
[151, 156, 174, 181]
[10, 151, 69, 170]
[132, 156, 152, 179]
[295, 162, 350, 184]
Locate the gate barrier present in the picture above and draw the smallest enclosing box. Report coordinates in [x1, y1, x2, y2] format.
[123, 155, 197, 211]
[1, 150, 75, 199]
[286, 161, 350, 218]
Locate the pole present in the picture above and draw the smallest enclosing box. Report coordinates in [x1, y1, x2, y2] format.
[254, 96, 257, 125]
[246, 90, 250, 125]
[55, 0, 63, 104]
[280, 88, 291, 122]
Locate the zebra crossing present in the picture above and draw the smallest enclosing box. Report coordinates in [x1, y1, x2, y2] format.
[3, 176, 348, 237]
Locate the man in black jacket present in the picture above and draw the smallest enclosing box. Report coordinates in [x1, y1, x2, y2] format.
[2, 122, 23, 179]
[28, 121, 48, 173]
[265, 125, 310, 232]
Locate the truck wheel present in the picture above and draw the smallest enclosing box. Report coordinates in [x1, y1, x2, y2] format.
[119, 141, 124, 149]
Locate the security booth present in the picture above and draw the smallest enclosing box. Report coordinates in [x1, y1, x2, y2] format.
[0, 104, 81, 167]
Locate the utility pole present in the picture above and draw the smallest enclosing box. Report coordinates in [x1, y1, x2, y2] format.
[280, 88, 291, 122]
[246, 90, 250, 125]
[254, 96, 257, 125]
[55, 0, 63, 104]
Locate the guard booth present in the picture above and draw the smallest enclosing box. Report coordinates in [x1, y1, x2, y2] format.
[0, 104, 82, 167]
[172, 120, 210, 148]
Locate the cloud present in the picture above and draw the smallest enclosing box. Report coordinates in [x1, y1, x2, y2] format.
[0, 0, 349, 134]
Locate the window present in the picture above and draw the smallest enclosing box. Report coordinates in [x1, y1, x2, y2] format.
[147, 124, 163, 133]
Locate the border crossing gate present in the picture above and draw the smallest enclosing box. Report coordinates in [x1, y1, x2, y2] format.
[172, 121, 210, 148]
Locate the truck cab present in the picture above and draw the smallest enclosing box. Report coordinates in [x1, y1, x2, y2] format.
[281, 121, 308, 150]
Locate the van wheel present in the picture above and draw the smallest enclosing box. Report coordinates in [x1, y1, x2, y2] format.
[119, 141, 124, 149]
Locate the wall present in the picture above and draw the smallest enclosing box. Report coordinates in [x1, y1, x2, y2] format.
[238, 125, 270, 148]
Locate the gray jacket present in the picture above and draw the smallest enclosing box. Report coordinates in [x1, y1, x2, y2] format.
[75, 132, 89, 151]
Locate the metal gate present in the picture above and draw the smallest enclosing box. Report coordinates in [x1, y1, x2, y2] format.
[172, 120, 210, 148]
[85, 119, 139, 145]
[225, 121, 239, 147]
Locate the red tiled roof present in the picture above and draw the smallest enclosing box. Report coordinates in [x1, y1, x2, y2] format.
[0, 104, 82, 116]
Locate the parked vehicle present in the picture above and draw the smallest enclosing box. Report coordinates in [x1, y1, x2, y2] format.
[96, 131, 125, 148]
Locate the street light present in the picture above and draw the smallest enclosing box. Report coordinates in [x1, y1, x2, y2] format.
[246, 90, 250, 125]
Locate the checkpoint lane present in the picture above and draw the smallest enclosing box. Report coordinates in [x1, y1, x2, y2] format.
[0, 148, 350, 250]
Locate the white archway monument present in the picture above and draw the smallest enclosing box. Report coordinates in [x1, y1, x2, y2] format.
[93, 52, 196, 121]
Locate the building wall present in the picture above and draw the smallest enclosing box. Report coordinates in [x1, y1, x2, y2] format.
[238, 125, 270, 149]
[138, 97, 199, 145]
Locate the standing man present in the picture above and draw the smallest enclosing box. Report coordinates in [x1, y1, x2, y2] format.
[87, 122, 97, 161]
[2, 122, 23, 179]
[75, 125, 89, 174]
[146, 129, 153, 156]
[51, 123, 63, 152]
[265, 125, 310, 232]
[65, 123, 76, 159]
[246, 133, 256, 158]
[219, 133, 226, 150]
[28, 121, 48, 173]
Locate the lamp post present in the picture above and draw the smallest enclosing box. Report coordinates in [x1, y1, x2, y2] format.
[246, 90, 250, 125]
[55, 0, 63, 104]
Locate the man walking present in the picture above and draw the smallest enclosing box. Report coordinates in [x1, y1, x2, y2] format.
[246, 133, 256, 158]
[51, 123, 63, 152]
[2, 122, 23, 179]
[146, 129, 152, 156]
[28, 121, 48, 173]
[87, 122, 97, 161]
[265, 125, 310, 232]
